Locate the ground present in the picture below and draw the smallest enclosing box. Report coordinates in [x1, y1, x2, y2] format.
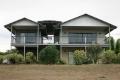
[0, 64, 120, 80]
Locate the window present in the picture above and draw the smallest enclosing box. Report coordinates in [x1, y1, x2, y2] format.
[25, 33, 36, 44]
[69, 33, 97, 44]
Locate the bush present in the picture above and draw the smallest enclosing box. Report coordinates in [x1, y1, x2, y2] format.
[87, 44, 103, 64]
[73, 50, 87, 65]
[116, 53, 120, 63]
[102, 50, 117, 64]
[0, 55, 3, 64]
[57, 59, 66, 64]
[6, 53, 24, 64]
[5, 49, 19, 54]
[26, 52, 36, 64]
[39, 46, 59, 64]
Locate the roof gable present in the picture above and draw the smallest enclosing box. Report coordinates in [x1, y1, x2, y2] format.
[5, 18, 38, 27]
[61, 14, 116, 29]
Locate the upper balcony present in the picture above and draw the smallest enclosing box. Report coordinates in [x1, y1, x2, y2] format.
[11, 36, 109, 47]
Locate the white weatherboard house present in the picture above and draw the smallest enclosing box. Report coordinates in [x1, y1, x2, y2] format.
[5, 14, 117, 64]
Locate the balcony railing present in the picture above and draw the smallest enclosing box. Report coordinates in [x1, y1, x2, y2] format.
[11, 36, 108, 45]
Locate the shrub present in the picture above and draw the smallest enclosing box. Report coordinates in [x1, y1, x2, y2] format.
[5, 49, 19, 54]
[115, 39, 120, 54]
[73, 50, 87, 65]
[0, 55, 3, 64]
[26, 52, 36, 64]
[102, 50, 117, 64]
[39, 46, 59, 64]
[87, 44, 103, 64]
[57, 59, 66, 64]
[116, 53, 120, 63]
[7, 53, 24, 64]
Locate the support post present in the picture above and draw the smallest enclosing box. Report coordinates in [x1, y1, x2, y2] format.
[24, 35, 26, 61]
[10, 25, 13, 51]
[60, 25, 63, 59]
[37, 25, 39, 61]
[85, 36, 87, 53]
[109, 26, 111, 50]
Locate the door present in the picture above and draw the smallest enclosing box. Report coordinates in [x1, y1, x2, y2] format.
[68, 52, 74, 64]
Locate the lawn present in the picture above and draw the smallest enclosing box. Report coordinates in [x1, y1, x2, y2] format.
[0, 64, 120, 80]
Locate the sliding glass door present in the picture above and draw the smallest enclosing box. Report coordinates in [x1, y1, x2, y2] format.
[69, 33, 97, 44]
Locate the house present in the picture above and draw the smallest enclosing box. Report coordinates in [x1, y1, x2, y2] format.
[5, 14, 117, 64]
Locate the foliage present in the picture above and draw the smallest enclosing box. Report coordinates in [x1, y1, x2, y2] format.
[0, 52, 5, 55]
[110, 37, 115, 50]
[5, 49, 19, 54]
[115, 39, 120, 54]
[26, 52, 36, 64]
[116, 53, 120, 63]
[39, 46, 59, 64]
[102, 50, 117, 64]
[87, 44, 103, 64]
[6, 53, 24, 64]
[73, 50, 87, 65]
[0, 55, 3, 64]
[57, 59, 66, 64]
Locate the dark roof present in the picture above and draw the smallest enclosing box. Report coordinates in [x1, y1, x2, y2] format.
[62, 14, 117, 30]
[38, 20, 62, 25]
[5, 17, 37, 28]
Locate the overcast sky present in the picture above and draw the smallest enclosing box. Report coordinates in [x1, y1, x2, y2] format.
[0, 0, 120, 52]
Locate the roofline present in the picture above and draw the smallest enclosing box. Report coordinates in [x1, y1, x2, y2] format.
[61, 14, 117, 29]
[4, 17, 38, 28]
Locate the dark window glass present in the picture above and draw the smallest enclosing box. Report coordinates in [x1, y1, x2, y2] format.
[25, 33, 36, 44]
[69, 33, 97, 44]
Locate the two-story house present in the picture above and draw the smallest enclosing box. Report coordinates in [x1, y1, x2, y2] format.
[5, 14, 117, 64]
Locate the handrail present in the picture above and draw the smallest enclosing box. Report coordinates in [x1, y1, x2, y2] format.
[11, 36, 107, 44]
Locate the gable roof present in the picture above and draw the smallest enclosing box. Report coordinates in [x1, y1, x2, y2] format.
[61, 14, 117, 30]
[5, 17, 38, 28]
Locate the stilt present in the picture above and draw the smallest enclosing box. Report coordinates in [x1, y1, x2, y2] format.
[37, 24, 39, 61]
[24, 36, 26, 60]
[109, 26, 111, 50]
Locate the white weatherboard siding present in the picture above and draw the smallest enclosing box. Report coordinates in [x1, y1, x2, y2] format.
[62, 15, 108, 27]
[12, 19, 37, 26]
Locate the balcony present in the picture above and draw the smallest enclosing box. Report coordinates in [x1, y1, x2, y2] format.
[11, 36, 108, 47]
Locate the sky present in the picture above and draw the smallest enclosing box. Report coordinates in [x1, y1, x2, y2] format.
[0, 0, 120, 52]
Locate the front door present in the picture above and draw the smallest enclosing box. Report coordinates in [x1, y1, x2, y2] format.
[68, 52, 74, 64]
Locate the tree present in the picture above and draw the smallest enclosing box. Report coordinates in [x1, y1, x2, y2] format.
[87, 44, 103, 64]
[106, 36, 115, 50]
[115, 39, 120, 54]
[39, 46, 59, 64]
[110, 37, 115, 50]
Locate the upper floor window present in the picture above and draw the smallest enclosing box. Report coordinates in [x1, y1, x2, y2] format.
[69, 33, 97, 44]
